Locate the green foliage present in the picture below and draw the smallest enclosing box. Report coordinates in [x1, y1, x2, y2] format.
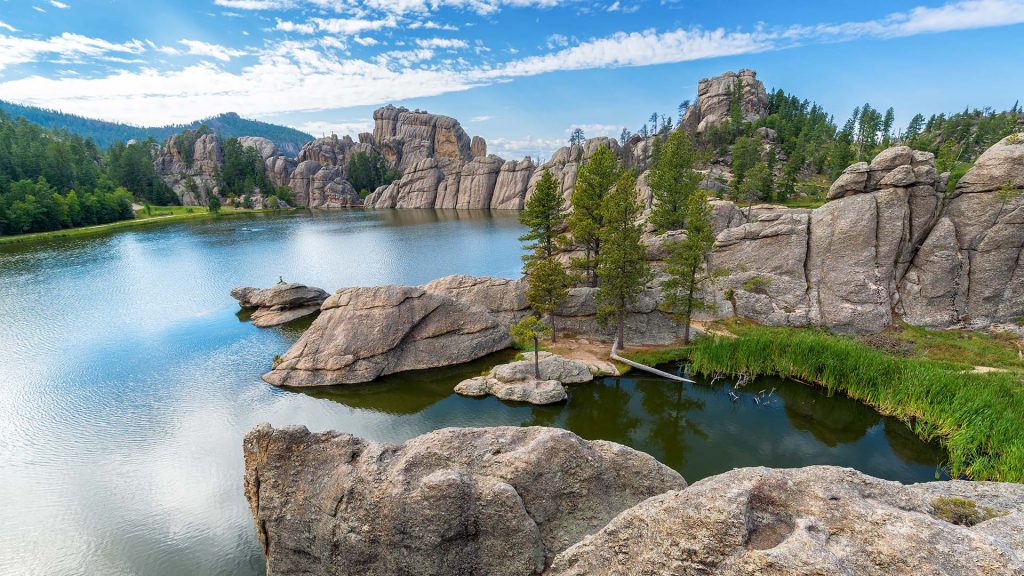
[741, 276, 772, 294]
[661, 189, 718, 343]
[524, 257, 571, 340]
[931, 497, 1003, 526]
[730, 136, 759, 185]
[106, 139, 178, 205]
[737, 161, 771, 212]
[207, 195, 221, 214]
[688, 325, 1024, 481]
[995, 179, 1021, 216]
[596, 171, 652, 343]
[569, 145, 620, 285]
[649, 130, 703, 232]
[217, 137, 277, 199]
[519, 169, 564, 262]
[173, 125, 212, 167]
[347, 150, 397, 197]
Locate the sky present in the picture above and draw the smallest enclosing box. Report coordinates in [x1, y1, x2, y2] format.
[0, 0, 1022, 160]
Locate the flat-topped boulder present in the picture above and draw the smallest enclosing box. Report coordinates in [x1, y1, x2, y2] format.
[454, 351, 595, 405]
[262, 276, 528, 387]
[231, 283, 328, 328]
[243, 425, 686, 576]
[550, 465, 1024, 575]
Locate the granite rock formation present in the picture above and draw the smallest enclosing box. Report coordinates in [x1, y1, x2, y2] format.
[454, 351, 594, 405]
[680, 69, 769, 133]
[550, 466, 1024, 576]
[231, 283, 329, 328]
[261, 276, 528, 387]
[243, 425, 686, 576]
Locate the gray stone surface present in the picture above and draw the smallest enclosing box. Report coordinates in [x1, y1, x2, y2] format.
[680, 69, 769, 133]
[243, 425, 686, 576]
[550, 466, 1024, 576]
[231, 283, 328, 328]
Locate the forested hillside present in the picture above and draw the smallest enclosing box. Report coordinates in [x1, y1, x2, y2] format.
[0, 101, 314, 155]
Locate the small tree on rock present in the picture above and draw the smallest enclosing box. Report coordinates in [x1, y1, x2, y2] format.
[525, 257, 571, 342]
[510, 315, 550, 379]
[662, 189, 720, 343]
[596, 171, 652, 349]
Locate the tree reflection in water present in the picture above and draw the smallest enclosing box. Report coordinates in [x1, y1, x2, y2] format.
[636, 378, 707, 471]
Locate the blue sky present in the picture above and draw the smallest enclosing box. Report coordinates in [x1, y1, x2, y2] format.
[0, 0, 1022, 159]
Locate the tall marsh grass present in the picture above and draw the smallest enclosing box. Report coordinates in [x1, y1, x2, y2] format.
[688, 326, 1024, 482]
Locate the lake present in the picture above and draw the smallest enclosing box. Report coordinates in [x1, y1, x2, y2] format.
[0, 210, 944, 576]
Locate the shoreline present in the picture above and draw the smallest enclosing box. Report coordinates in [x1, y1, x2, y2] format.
[0, 206, 291, 245]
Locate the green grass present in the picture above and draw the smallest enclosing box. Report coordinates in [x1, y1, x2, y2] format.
[686, 324, 1024, 482]
[0, 206, 286, 245]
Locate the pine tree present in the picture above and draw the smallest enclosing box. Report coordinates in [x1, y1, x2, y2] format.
[649, 129, 703, 232]
[730, 136, 759, 186]
[525, 257, 571, 342]
[519, 170, 564, 263]
[662, 189, 719, 343]
[596, 171, 652, 348]
[510, 315, 550, 379]
[738, 161, 770, 216]
[568, 145, 620, 286]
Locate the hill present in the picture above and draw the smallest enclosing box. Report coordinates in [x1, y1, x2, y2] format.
[0, 101, 313, 156]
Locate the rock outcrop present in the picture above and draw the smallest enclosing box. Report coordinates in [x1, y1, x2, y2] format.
[154, 133, 223, 204]
[372, 105, 473, 171]
[231, 283, 328, 327]
[243, 425, 686, 576]
[899, 133, 1024, 328]
[681, 69, 769, 133]
[454, 351, 594, 405]
[550, 466, 1024, 576]
[262, 276, 528, 387]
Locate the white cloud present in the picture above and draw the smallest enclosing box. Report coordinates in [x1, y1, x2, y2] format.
[277, 16, 398, 35]
[49, 0, 71, 8]
[414, 37, 468, 49]
[470, 114, 494, 121]
[607, 1, 619, 11]
[545, 33, 570, 48]
[296, 119, 374, 137]
[178, 39, 247, 61]
[274, 19, 315, 34]
[1, 0, 1021, 130]
[0, 32, 145, 72]
[0, 21, 17, 33]
[215, 0, 572, 16]
[487, 135, 564, 160]
[214, 0, 291, 8]
[566, 123, 622, 137]
[33, 6, 47, 13]
[353, 36, 380, 46]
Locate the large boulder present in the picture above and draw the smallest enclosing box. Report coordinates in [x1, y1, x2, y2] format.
[243, 425, 686, 576]
[550, 466, 1024, 575]
[364, 158, 444, 209]
[262, 276, 527, 386]
[372, 105, 473, 171]
[153, 133, 224, 205]
[680, 69, 769, 133]
[491, 158, 536, 210]
[900, 133, 1024, 327]
[238, 136, 279, 161]
[231, 283, 329, 328]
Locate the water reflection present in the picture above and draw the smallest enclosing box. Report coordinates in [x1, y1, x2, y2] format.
[0, 210, 946, 576]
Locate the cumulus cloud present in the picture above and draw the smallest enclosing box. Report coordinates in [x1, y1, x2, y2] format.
[276, 16, 398, 35]
[296, 119, 374, 136]
[215, 0, 572, 16]
[178, 39, 248, 61]
[487, 135, 565, 160]
[414, 37, 469, 49]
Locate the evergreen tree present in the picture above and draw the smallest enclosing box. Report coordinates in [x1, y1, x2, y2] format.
[208, 195, 221, 214]
[738, 161, 771, 216]
[596, 171, 652, 348]
[662, 189, 718, 343]
[649, 129, 703, 232]
[568, 145, 620, 286]
[519, 170, 564, 262]
[730, 136, 759, 186]
[524, 257, 571, 342]
[510, 315, 550, 379]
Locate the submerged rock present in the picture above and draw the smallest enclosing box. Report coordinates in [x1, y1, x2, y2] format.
[549, 466, 1024, 576]
[454, 352, 594, 405]
[231, 283, 328, 328]
[243, 425, 686, 576]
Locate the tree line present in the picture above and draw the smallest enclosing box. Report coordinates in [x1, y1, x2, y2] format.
[513, 130, 717, 370]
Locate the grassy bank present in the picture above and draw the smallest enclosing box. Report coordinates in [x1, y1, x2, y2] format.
[667, 322, 1024, 482]
[0, 206, 284, 245]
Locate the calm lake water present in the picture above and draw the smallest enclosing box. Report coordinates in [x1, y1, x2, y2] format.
[0, 210, 944, 576]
